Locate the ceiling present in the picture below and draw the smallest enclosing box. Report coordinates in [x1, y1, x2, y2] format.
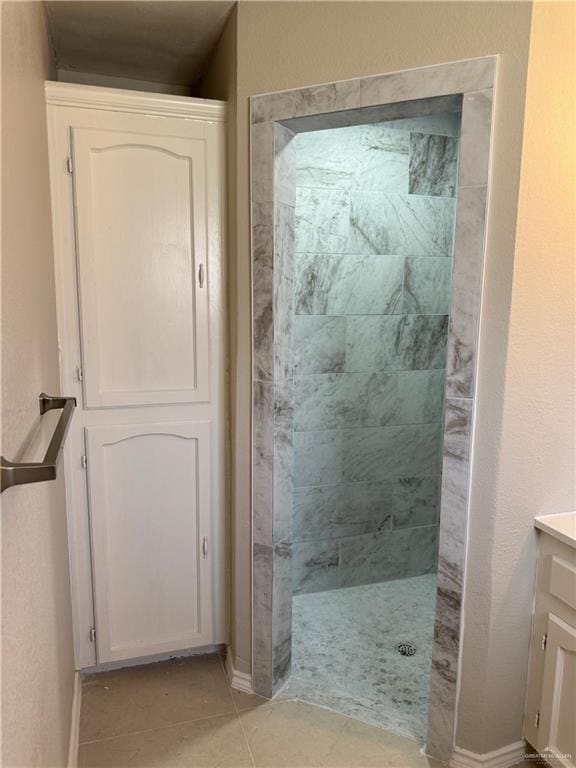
[46, 1, 235, 88]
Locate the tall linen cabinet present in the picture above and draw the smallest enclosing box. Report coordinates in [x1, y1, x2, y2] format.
[46, 82, 227, 669]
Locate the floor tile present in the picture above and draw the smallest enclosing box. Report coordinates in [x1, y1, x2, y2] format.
[78, 714, 253, 768]
[323, 717, 445, 768]
[80, 655, 234, 743]
[239, 699, 350, 767]
[239, 699, 442, 768]
[77, 651, 451, 768]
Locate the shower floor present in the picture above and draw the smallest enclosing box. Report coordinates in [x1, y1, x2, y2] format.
[280, 574, 437, 744]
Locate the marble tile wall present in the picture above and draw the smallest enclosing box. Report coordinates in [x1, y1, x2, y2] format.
[292, 115, 460, 594]
[251, 124, 297, 697]
[251, 57, 496, 763]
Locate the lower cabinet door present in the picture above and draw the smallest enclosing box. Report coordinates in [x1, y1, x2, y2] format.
[537, 612, 576, 765]
[85, 421, 213, 663]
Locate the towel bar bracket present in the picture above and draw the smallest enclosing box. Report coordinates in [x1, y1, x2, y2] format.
[1, 393, 77, 494]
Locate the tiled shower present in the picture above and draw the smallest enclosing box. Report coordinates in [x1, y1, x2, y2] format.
[292, 114, 459, 593]
[285, 112, 461, 740]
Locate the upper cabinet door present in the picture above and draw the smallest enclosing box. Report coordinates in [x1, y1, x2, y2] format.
[71, 127, 210, 407]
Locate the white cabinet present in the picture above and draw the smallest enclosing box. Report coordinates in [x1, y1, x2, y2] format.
[86, 422, 213, 663]
[525, 525, 576, 767]
[538, 613, 576, 761]
[72, 127, 210, 407]
[46, 83, 226, 669]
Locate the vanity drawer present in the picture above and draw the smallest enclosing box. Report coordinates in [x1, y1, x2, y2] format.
[545, 555, 576, 611]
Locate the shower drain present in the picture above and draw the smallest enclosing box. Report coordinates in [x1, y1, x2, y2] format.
[396, 642, 417, 657]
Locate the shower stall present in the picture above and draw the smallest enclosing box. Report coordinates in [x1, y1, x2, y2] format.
[249, 56, 495, 762]
[282, 114, 460, 742]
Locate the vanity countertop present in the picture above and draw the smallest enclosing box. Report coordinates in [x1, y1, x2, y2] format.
[535, 511, 576, 550]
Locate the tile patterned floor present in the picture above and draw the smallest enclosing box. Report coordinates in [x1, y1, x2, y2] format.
[78, 654, 447, 768]
[282, 575, 437, 743]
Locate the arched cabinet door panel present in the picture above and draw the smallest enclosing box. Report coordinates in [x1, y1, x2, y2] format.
[85, 421, 213, 663]
[72, 128, 210, 407]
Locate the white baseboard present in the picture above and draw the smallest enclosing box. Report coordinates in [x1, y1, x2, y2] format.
[67, 671, 82, 768]
[224, 649, 253, 695]
[452, 741, 527, 768]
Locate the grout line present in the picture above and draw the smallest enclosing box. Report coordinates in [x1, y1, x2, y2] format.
[294, 251, 453, 258]
[294, 419, 444, 434]
[294, 185, 457, 203]
[294, 312, 450, 317]
[293, 423, 444, 439]
[78, 710, 240, 747]
[219, 655, 258, 768]
[236, 711, 258, 768]
[294, 368, 448, 376]
[293, 521, 439, 546]
[294, 374, 446, 384]
[458, 182, 488, 190]
[400, 254, 407, 314]
[294, 475, 441, 491]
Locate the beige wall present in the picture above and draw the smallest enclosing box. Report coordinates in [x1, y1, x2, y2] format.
[200, 5, 244, 673]
[56, 69, 194, 95]
[203, 0, 574, 752]
[1, 2, 75, 765]
[457, 0, 575, 751]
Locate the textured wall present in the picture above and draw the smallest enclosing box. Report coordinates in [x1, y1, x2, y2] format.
[199, 5, 245, 675]
[1, 2, 76, 766]
[202, 0, 536, 750]
[292, 114, 460, 593]
[456, 0, 576, 752]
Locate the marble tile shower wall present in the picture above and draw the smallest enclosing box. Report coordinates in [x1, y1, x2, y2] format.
[292, 114, 460, 594]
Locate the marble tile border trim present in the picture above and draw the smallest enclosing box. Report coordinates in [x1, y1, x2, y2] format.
[250, 56, 497, 763]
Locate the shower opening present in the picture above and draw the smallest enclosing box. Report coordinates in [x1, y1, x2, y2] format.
[250, 57, 495, 762]
[280, 109, 461, 742]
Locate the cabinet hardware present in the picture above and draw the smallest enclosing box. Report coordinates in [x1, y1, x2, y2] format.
[89, 627, 96, 643]
[66, 156, 74, 175]
[535, 712, 540, 729]
[76, 366, 83, 382]
[541, 633, 548, 651]
[81, 455, 87, 469]
[198, 263, 205, 288]
[202, 537, 209, 558]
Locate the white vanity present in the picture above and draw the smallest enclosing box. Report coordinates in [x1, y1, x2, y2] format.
[524, 512, 576, 766]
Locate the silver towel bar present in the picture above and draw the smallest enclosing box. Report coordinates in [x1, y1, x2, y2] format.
[1, 394, 77, 493]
